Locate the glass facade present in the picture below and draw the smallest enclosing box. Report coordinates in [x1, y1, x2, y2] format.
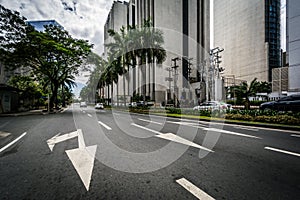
[265, 0, 281, 81]
[27, 20, 63, 32]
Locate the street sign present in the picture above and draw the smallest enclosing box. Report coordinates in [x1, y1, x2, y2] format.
[165, 77, 173, 81]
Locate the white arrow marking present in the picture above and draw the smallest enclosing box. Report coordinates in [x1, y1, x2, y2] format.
[46, 131, 78, 152]
[291, 134, 300, 138]
[155, 133, 213, 152]
[46, 129, 97, 191]
[77, 129, 86, 149]
[66, 145, 97, 191]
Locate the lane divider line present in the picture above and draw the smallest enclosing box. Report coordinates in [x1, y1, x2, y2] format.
[204, 128, 261, 139]
[87, 114, 92, 118]
[176, 178, 215, 200]
[131, 123, 162, 135]
[291, 134, 300, 138]
[138, 118, 163, 125]
[166, 121, 207, 128]
[264, 146, 300, 157]
[0, 132, 27, 153]
[98, 121, 112, 130]
[234, 127, 258, 131]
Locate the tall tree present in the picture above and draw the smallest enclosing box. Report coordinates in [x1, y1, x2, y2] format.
[106, 27, 132, 106]
[105, 19, 166, 105]
[2, 21, 92, 109]
[140, 19, 166, 101]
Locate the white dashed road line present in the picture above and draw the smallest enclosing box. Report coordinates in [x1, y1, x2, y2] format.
[176, 178, 215, 200]
[204, 128, 261, 139]
[131, 123, 162, 135]
[264, 146, 300, 157]
[291, 134, 300, 138]
[87, 114, 92, 118]
[138, 118, 163, 125]
[0, 132, 27, 153]
[234, 127, 258, 131]
[98, 121, 112, 130]
[166, 121, 207, 128]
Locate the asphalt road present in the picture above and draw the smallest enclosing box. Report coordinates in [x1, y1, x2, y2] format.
[0, 104, 300, 199]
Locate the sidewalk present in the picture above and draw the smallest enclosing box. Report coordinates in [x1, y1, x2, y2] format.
[0, 108, 66, 117]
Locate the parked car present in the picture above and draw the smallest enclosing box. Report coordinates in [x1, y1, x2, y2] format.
[95, 103, 104, 109]
[80, 101, 87, 107]
[193, 101, 223, 111]
[193, 101, 231, 111]
[260, 94, 300, 112]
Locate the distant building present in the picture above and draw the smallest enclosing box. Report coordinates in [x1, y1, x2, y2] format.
[272, 66, 289, 93]
[27, 20, 63, 32]
[214, 0, 281, 83]
[104, 1, 129, 57]
[103, 0, 210, 105]
[287, 0, 300, 93]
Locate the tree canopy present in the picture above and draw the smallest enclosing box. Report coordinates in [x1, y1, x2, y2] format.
[0, 5, 93, 110]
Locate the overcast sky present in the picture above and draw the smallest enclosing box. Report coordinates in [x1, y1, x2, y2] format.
[0, 0, 115, 55]
[1, 0, 287, 89]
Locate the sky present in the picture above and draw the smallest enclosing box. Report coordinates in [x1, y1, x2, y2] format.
[0, 0, 115, 96]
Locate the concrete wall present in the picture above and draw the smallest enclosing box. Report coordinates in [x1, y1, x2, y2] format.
[287, 0, 300, 92]
[104, 0, 210, 105]
[214, 0, 269, 83]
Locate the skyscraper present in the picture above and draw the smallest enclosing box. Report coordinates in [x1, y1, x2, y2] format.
[214, 0, 281, 83]
[287, 0, 300, 93]
[104, 0, 210, 104]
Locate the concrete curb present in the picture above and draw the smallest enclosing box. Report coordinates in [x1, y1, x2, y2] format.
[126, 111, 300, 132]
[0, 108, 66, 117]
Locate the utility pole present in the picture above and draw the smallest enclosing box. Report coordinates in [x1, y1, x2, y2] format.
[210, 47, 224, 101]
[165, 67, 173, 102]
[172, 57, 180, 107]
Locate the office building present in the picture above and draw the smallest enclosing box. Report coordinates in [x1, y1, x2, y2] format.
[214, 0, 281, 83]
[27, 20, 63, 32]
[104, 0, 210, 105]
[287, 0, 300, 92]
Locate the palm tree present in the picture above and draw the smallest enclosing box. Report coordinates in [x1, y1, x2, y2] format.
[131, 19, 166, 103]
[106, 27, 131, 106]
[234, 78, 260, 110]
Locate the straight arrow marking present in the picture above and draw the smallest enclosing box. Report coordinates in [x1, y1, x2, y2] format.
[47, 129, 97, 191]
[66, 145, 97, 191]
[77, 129, 86, 149]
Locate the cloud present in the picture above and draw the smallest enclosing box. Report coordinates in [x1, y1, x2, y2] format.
[0, 0, 114, 55]
[0, 0, 115, 88]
